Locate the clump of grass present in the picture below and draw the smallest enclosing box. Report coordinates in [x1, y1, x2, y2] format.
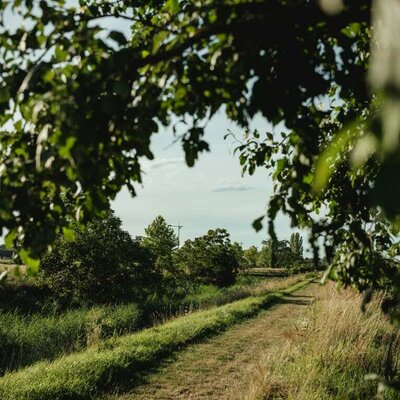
[0, 279, 312, 400]
[246, 283, 400, 400]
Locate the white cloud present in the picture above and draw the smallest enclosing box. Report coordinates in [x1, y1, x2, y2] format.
[145, 157, 185, 171]
[211, 181, 253, 192]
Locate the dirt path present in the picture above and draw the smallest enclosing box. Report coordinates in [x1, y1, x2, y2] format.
[107, 282, 321, 400]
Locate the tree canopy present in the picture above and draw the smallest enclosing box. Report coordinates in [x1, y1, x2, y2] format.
[141, 215, 179, 279]
[258, 239, 296, 269]
[175, 228, 239, 287]
[39, 212, 156, 306]
[141, 216, 178, 257]
[1, 0, 400, 314]
[290, 233, 303, 261]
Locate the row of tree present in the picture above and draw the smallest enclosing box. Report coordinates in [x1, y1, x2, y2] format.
[39, 213, 313, 307]
[243, 233, 305, 270]
[39, 214, 240, 306]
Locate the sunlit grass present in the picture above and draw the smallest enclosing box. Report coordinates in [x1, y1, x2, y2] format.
[0, 303, 142, 374]
[245, 283, 400, 400]
[0, 279, 312, 400]
[0, 273, 310, 375]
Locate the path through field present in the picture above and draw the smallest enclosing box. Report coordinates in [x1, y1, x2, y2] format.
[107, 282, 321, 400]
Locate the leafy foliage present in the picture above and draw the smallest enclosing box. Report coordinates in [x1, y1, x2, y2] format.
[39, 212, 156, 306]
[175, 228, 239, 287]
[258, 239, 296, 269]
[243, 246, 258, 270]
[289, 233, 303, 261]
[0, 1, 370, 258]
[141, 215, 179, 278]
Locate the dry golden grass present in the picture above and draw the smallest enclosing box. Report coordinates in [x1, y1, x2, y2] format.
[245, 283, 400, 400]
[247, 274, 312, 296]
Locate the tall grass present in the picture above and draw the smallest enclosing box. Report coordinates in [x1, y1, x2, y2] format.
[0, 303, 142, 374]
[0, 273, 310, 375]
[0, 279, 313, 400]
[246, 283, 400, 400]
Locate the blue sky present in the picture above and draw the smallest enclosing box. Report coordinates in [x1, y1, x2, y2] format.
[112, 112, 295, 248]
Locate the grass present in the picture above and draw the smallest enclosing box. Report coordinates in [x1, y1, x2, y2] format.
[0, 303, 142, 374]
[109, 282, 319, 400]
[179, 274, 309, 312]
[0, 278, 313, 400]
[0, 273, 309, 375]
[245, 283, 400, 400]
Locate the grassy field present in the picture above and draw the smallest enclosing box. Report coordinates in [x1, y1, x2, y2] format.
[245, 283, 400, 400]
[0, 274, 309, 375]
[0, 278, 313, 400]
[0, 303, 143, 374]
[244, 268, 288, 277]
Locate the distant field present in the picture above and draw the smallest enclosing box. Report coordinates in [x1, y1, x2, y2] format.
[244, 268, 288, 277]
[0, 262, 23, 273]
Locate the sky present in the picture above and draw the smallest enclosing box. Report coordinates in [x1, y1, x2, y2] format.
[111, 112, 296, 249]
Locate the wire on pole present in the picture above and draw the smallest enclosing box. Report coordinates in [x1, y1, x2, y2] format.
[168, 222, 183, 248]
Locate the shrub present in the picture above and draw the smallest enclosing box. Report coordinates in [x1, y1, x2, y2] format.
[39, 212, 158, 307]
[175, 228, 239, 287]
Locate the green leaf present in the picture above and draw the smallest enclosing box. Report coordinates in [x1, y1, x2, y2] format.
[59, 137, 76, 159]
[302, 173, 313, 185]
[152, 31, 169, 53]
[62, 227, 76, 242]
[55, 45, 68, 61]
[252, 216, 264, 232]
[5, 229, 17, 248]
[0, 208, 12, 221]
[19, 249, 40, 276]
[109, 31, 127, 45]
[273, 159, 286, 179]
[313, 121, 359, 193]
[167, 0, 180, 14]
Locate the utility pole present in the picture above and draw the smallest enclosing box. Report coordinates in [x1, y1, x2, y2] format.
[169, 222, 183, 248]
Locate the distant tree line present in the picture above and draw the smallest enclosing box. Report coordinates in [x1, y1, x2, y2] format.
[38, 213, 241, 307]
[244, 233, 324, 273]
[37, 212, 320, 308]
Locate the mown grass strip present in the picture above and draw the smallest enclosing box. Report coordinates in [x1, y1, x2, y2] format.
[0, 279, 313, 400]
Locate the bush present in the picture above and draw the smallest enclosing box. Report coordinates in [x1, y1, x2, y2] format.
[175, 228, 239, 287]
[39, 212, 158, 307]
